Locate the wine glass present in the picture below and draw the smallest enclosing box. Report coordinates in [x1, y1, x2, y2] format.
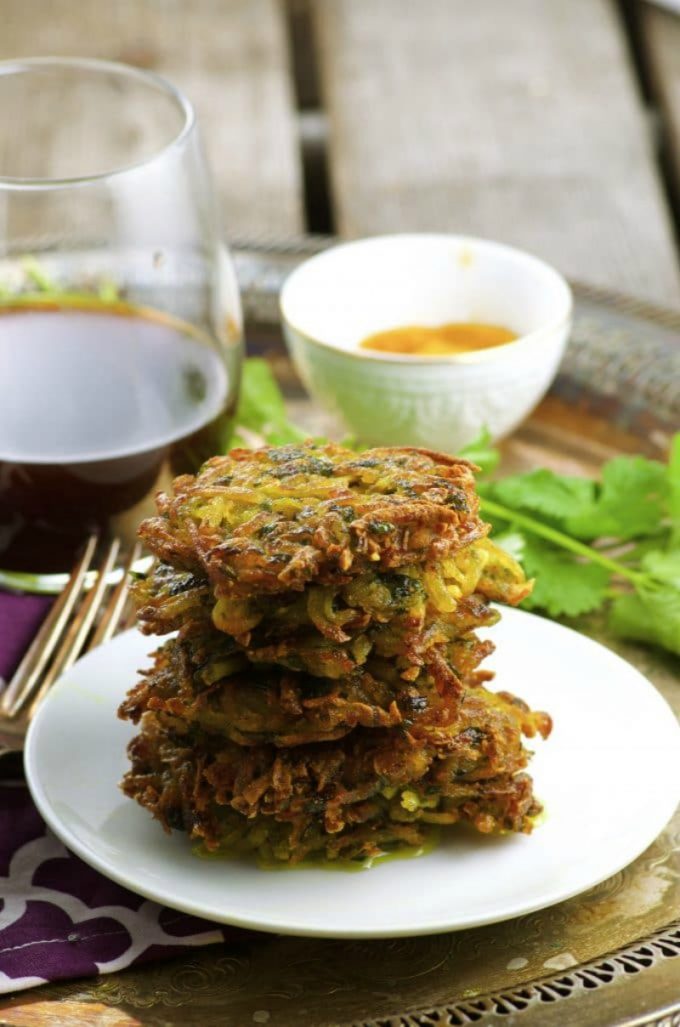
[0, 57, 243, 589]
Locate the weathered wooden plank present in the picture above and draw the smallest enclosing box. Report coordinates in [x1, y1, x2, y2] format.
[314, 0, 680, 305]
[642, 2, 680, 207]
[0, 0, 303, 237]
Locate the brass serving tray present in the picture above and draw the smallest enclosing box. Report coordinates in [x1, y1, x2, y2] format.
[1, 241, 678, 1027]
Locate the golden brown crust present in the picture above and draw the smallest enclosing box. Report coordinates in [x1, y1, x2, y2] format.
[118, 617, 502, 747]
[138, 442, 487, 597]
[121, 690, 549, 860]
[134, 566, 500, 690]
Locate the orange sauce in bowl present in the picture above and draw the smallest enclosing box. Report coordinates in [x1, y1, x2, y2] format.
[359, 322, 517, 356]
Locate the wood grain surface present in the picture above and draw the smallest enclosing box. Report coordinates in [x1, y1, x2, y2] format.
[313, 0, 680, 305]
[642, 1, 680, 203]
[0, 0, 304, 238]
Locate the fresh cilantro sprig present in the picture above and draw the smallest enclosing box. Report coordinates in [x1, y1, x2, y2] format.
[229, 364, 680, 659]
[454, 427, 500, 476]
[475, 435, 680, 656]
[229, 359, 308, 447]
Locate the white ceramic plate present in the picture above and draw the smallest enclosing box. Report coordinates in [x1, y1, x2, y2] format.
[25, 609, 680, 938]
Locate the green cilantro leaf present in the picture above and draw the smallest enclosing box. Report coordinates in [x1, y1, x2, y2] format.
[491, 469, 594, 523]
[520, 536, 611, 618]
[609, 585, 680, 657]
[458, 428, 500, 476]
[230, 359, 308, 447]
[669, 433, 680, 546]
[566, 455, 668, 541]
[641, 549, 680, 589]
[21, 256, 56, 292]
[97, 278, 121, 303]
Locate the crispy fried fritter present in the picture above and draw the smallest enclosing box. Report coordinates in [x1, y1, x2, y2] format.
[121, 441, 549, 865]
[134, 537, 529, 640]
[130, 580, 498, 699]
[132, 535, 529, 686]
[118, 623, 497, 747]
[121, 691, 551, 861]
[138, 442, 486, 597]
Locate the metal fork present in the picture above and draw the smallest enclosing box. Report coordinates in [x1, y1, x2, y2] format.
[0, 535, 142, 757]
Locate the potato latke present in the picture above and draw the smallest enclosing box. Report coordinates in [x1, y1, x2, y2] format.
[120, 442, 550, 864]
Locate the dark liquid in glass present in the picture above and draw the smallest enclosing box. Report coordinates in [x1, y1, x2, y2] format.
[0, 305, 235, 573]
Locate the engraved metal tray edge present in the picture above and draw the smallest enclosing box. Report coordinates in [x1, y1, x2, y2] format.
[344, 918, 680, 1027]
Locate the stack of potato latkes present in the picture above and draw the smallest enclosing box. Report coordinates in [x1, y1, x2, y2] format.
[120, 442, 551, 865]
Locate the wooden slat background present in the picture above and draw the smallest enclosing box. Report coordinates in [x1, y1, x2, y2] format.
[313, 0, 680, 305]
[642, 2, 680, 210]
[2, 0, 680, 305]
[0, 0, 304, 238]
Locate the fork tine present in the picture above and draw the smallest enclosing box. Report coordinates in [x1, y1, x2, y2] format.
[1, 534, 98, 717]
[89, 541, 142, 650]
[28, 538, 121, 717]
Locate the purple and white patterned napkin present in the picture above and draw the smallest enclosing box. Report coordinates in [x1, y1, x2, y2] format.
[0, 591, 53, 690]
[0, 592, 245, 994]
[0, 781, 236, 993]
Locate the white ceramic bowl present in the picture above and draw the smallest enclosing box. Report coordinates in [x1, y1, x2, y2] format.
[280, 234, 573, 451]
